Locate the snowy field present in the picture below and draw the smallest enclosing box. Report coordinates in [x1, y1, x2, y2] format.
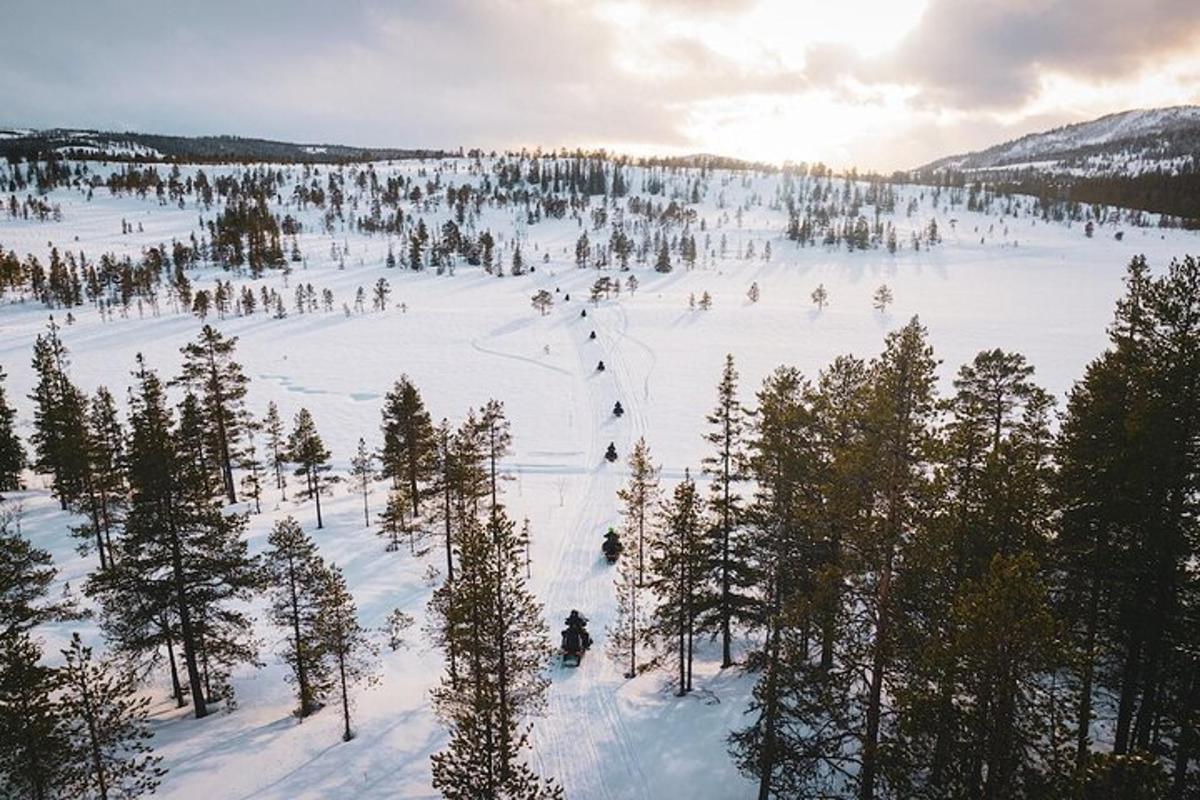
[2, 157, 1198, 799]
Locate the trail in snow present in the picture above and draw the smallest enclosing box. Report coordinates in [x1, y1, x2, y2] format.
[529, 301, 651, 800]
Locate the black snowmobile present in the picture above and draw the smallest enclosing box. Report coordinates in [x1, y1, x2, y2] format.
[612, 401, 624, 418]
[602, 529, 623, 564]
[561, 610, 592, 667]
[596, 360, 606, 372]
[589, 330, 597, 340]
[605, 442, 619, 462]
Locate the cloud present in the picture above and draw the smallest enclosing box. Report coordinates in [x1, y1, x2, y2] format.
[813, 0, 1200, 110]
[1, 0, 1198, 170]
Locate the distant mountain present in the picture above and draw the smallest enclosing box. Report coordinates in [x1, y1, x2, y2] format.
[917, 106, 1200, 177]
[913, 107, 1200, 224]
[0, 128, 450, 163]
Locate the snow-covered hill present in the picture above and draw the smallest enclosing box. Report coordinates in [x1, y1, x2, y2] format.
[918, 105, 1200, 176]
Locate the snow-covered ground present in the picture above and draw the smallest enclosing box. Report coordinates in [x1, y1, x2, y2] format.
[2, 158, 1197, 798]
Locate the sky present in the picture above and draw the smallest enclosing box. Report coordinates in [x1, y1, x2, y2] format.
[3, 0, 1199, 171]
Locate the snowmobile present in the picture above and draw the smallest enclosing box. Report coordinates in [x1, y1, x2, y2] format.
[581, 308, 587, 318]
[589, 330, 597, 340]
[605, 442, 619, 462]
[561, 610, 592, 667]
[612, 401, 624, 417]
[596, 360, 606, 372]
[602, 529, 623, 564]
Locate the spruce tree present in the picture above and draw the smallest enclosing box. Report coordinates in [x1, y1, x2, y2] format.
[57, 633, 164, 800]
[176, 324, 250, 503]
[288, 408, 332, 529]
[265, 516, 332, 719]
[379, 376, 436, 518]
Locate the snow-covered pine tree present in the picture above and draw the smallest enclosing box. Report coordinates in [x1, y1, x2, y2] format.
[0, 366, 24, 493]
[265, 516, 332, 719]
[57, 633, 164, 799]
[700, 354, 751, 668]
[175, 324, 251, 504]
[379, 376, 437, 518]
[288, 408, 332, 529]
[316, 565, 377, 742]
[648, 470, 706, 696]
[617, 436, 660, 585]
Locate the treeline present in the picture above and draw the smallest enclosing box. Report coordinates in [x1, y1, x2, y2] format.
[916, 165, 1200, 228]
[606, 254, 1199, 799]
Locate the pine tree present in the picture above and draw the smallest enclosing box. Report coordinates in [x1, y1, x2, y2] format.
[350, 437, 374, 526]
[648, 470, 706, 696]
[175, 325, 250, 503]
[655, 239, 672, 273]
[872, 284, 894, 313]
[264, 516, 332, 719]
[731, 364, 844, 800]
[29, 318, 90, 509]
[379, 376, 437, 519]
[115, 355, 260, 718]
[316, 565, 377, 742]
[288, 408, 332, 529]
[607, 549, 651, 678]
[0, 633, 66, 800]
[263, 401, 287, 499]
[617, 437, 660, 585]
[429, 505, 559, 798]
[853, 318, 939, 800]
[77, 387, 127, 570]
[700, 354, 750, 668]
[811, 283, 828, 310]
[0, 512, 78, 636]
[57, 633, 164, 800]
[239, 422, 265, 514]
[0, 366, 24, 493]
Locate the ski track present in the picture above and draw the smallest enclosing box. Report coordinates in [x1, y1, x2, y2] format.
[529, 301, 651, 800]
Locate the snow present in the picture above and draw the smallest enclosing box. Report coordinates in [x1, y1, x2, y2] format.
[1, 156, 1198, 798]
[924, 105, 1200, 175]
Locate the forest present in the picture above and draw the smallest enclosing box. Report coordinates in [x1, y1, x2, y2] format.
[1, 250, 1197, 799]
